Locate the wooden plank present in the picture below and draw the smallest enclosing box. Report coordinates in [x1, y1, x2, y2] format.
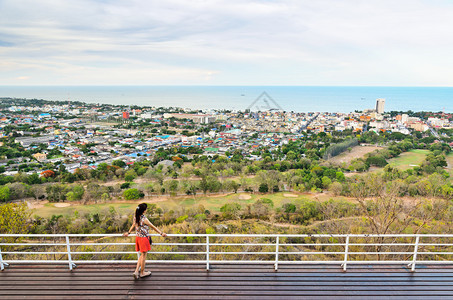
[2, 263, 453, 300]
[4, 270, 453, 276]
[123, 290, 453, 296]
[2, 280, 453, 286]
[2, 296, 453, 300]
[143, 297, 453, 300]
[4, 264, 453, 272]
[2, 285, 453, 291]
[3, 289, 453, 296]
[0, 297, 129, 300]
[2, 276, 453, 283]
[7, 268, 453, 274]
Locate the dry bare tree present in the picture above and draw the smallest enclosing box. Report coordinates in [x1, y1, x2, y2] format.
[350, 173, 450, 260]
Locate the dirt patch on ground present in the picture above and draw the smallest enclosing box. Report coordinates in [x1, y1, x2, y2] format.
[27, 200, 48, 209]
[283, 193, 298, 198]
[328, 145, 383, 166]
[54, 203, 71, 208]
[238, 194, 252, 200]
[145, 196, 172, 203]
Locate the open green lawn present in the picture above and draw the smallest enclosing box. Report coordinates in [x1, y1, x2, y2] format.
[447, 152, 453, 182]
[387, 149, 430, 170]
[447, 152, 453, 167]
[32, 192, 347, 218]
[33, 202, 139, 218]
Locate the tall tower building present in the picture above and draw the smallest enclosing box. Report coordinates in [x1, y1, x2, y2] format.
[376, 98, 385, 114]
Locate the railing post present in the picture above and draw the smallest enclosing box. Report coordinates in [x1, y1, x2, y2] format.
[274, 236, 279, 271]
[342, 235, 350, 272]
[206, 235, 210, 271]
[0, 245, 8, 271]
[411, 235, 420, 272]
[65, 235, 76, 271]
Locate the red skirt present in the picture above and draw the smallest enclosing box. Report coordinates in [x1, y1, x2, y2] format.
[135, 236, 151, 252]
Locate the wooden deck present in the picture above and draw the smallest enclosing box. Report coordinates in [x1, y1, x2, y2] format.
[1, 263, 453, 299]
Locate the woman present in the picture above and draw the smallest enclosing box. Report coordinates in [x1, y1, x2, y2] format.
[123, 203, 167, 279]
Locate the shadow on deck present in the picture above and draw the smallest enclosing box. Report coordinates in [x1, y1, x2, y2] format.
[1, 263, 453, 299]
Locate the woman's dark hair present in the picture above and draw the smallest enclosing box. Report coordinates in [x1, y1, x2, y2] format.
[135, 203, 147, 225]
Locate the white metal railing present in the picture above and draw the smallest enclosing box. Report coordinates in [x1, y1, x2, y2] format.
[1, 234, 453, 272]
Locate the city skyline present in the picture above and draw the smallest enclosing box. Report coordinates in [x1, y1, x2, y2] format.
[1, 1, 453, 86]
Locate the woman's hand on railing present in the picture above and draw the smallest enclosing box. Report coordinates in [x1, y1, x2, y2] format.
[161, 232, 167, 238]
[122, 232, 130, 237]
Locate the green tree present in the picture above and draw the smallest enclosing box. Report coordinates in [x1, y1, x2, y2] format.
[66, 185, 84, 201]
[123, 188, 143, 200]
[259, 183, 269, 193]
[0, 202, 30, 235]
[112, 159, 126, 168]
[27, 173, 41, 185]
[0, 185, 11, 202]
[282, 203, 296, 213]
[124, 169, 137, 182]
[321, 176, 332, 189]
[220, 202, 242, 219]
[336, 171, 346, 182]
[329, 182, 343, 196]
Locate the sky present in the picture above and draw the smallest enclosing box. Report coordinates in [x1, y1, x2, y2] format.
[1, 0, 453, 86]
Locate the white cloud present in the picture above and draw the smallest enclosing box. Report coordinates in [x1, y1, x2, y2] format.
[0, 0, 452, 85]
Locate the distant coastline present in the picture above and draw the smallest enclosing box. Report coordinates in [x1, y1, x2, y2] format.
[1, 86, 452, 113]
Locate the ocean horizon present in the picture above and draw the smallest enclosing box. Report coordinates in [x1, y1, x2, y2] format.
[1, 86, 452, 113]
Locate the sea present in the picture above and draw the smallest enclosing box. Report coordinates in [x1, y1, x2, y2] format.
[0, 86, 452, 113]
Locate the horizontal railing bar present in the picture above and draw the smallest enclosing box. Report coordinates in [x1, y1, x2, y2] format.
[5, 251, 452, 256]
[419, 244, 453, 246]
[2, 251, 208, 255]
[209, 252, 275, 255]
[75, 260, 212, 264]
[0, 243, 425, 247]
[0, 242, 429, 247]
[3, 260, 72, 263]
[68, 243, 135, 246]
[1, 243, 276, 247]
[3, 234, 453, 238]
[0, 242, 453, 247]
[348, 243, 416, 246]
[345, 252, 414, 255]
[418, 252, 453, 255]
[279, 252, 414, 255]
[71, 251, 206, 255]
[210, 243, 274, 246]
[153, 243, 206, 246]
[0, 243, 67, 246]
[280, 243, 346, 246]
[279, 243, 416, 246]
[270, 261, 409, 264]
[69, 243, 205, 246]
[2, 252, 69, 255]
[4, 259, 453, 265]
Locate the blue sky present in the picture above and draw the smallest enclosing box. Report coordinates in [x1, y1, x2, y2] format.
[1, 0, 453, 86]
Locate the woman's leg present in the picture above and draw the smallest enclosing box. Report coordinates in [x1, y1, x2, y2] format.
[139, 252, 147, 275]
[135, 253, 142, 274]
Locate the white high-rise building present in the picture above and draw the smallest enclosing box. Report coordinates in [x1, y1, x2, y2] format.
[401, 114, 408, 124]
[376, 98, 385, 114]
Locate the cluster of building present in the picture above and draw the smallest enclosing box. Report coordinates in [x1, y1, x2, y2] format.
[0, 97, 451, 176]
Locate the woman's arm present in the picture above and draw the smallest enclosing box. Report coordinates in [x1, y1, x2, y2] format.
[122, 223, 136, 237]
[144, 218, 167, 237]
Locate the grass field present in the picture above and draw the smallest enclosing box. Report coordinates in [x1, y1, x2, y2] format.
[31, 192, 347, 218]
[447, 152, 453, 167]
[447, 153, 453, 181]
[387, 149, 430, 170]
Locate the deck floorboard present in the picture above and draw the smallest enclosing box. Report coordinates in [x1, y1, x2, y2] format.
[1, 263, 453, 299]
